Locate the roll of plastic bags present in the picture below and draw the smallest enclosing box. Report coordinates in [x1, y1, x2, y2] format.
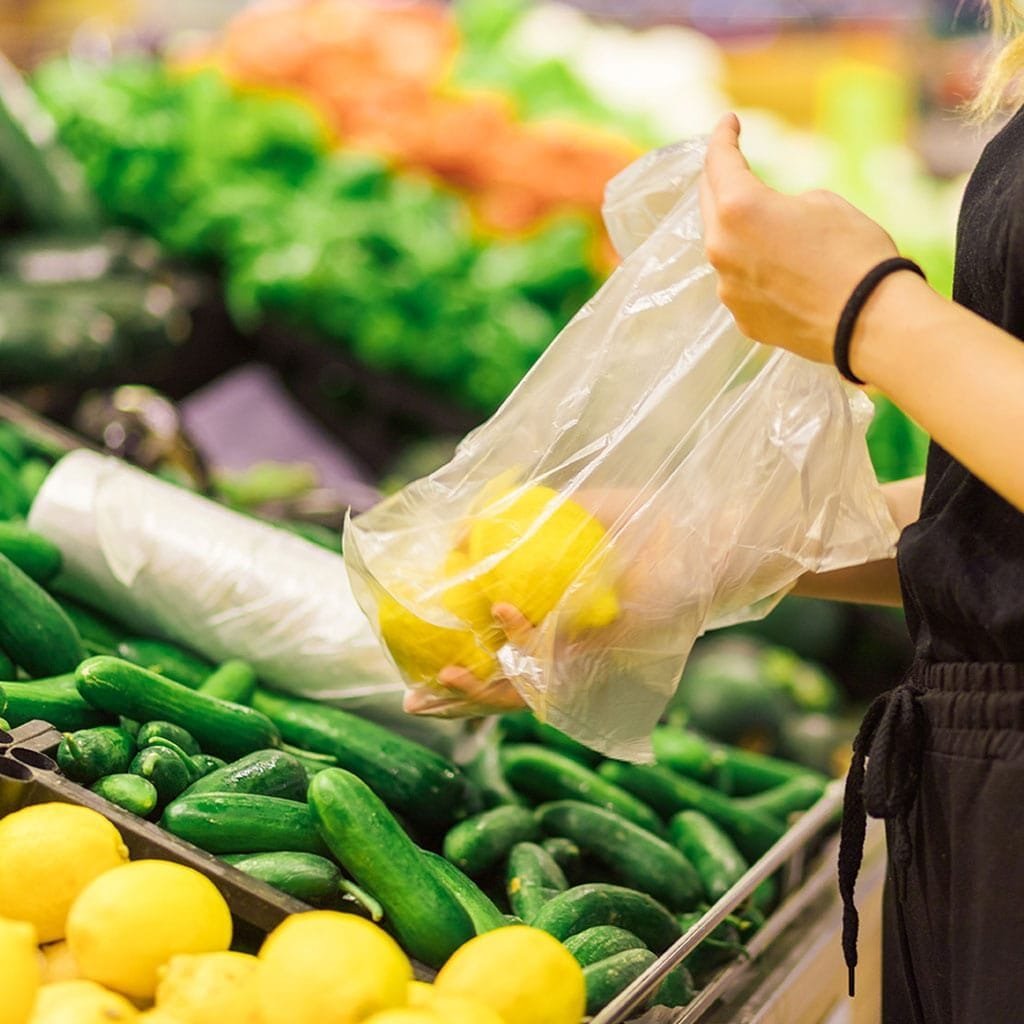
[28, 449, 459, 749]
[344, 138, 898, 761]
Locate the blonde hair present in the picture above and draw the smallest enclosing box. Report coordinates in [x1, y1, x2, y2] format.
[974, 1, 1024, 118]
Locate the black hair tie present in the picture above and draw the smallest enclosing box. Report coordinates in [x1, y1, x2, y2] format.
[834, 257, 927, 386]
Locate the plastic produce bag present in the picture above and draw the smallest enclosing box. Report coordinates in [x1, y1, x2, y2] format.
[344, 139, 898, 761]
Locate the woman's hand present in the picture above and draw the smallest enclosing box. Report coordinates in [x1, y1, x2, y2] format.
[699, 113, 902, 366]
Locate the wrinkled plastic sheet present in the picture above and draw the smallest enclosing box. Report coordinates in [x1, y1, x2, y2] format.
[345, 139, 897, 761]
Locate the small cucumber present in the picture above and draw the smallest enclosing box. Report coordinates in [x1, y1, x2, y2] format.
[131, 745, 194, 804]
[144, 737, 205, 780]
[0, 647, 16, 680]
[598, 762, 785, 862]
[654, 962, 696, 1008]
[90, 773, 158, 817]
[2, 675, 108, 730]
[0, 553, 84, 676]
[115, 638, 212, 689]
[734, 773, 828, 819]
[464, 725, 526, 808]
[198, 660, 257, 705]
[308, 768, 473, 967]
[542, 837, 583, 880]
[711, 743, 818, 796]
[668, 810, 748, 902]
[0, 522, 61, 583]
[191, 754, 227, 777]
[254, 689, 478, 830]
[676, 911, 745, 980]
[18, 459, 49, 502]
[442, 805, 540, 877]
[502, 746, 664, 835]
[651, 727, 717, 781]
[422, 850, 508, 934]
[54, 597, 122, 655]
[183, 749, 308, 801]
[500, 711, 602, 766]
[506, 841, 567, 922]
[222, 852, 341, 905]
[57, 725, 135, 784]
[564, 926, 647, 967]
[531, 883, 682, 953]
[137, 720, 201, 756]
[584, 948, 658, 1015]
[283, 745, 338, 779]
[162, 792, 330, 856]
[77, 657, 280, 761]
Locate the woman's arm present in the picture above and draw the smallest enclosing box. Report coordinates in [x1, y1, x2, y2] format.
[700, 115, 1024, 515]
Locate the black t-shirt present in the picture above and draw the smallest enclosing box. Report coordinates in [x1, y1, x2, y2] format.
[897, 106, 1024, 662]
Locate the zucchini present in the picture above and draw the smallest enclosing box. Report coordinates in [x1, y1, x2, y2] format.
[90, 773, 158, 817]
[734, 773, 827, 819]
[3, 675, 108, 730]
[222, 852, 341, 905]
[162, 792, 330, 856]
[583, 948, 657, 1016]
[136, 720, 200, 756]
[651, 727, 717, 781]
[542, 837, 583, 880]
[115, 639, 212, 689]
[308, 768, 474, 967]
[77, 656, 280, 761]
[501, 746, 663, 835]
[506, 841, 567, 922]
[191, 754, 227, 777]
[0, 554, 85, 676]
[597, 762, 785, 862]
[198, 660, 257, 705]
[422, 850, 507, 934]
[564, 926, 647, 967]
[531, 883, 682, 953]
[56, 725, 135, 784]
[713, 743, 822, 796]
[442, 806, 540, 877]
[536, 801, 703, 911]
[0, 522, 61, 583]
[464, 725, 526, 808]
[130, 745, 194, 804]
[668, 810, 748, 902]
[253, 689, 477, 830]
[183, 749, 308, 802]
[53, 597, 122, 655]
[0, 647, 16, 680]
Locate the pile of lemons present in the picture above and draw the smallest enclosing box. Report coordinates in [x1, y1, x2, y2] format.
[0, 803, 585, 1024]
[377, 484, 620, 686]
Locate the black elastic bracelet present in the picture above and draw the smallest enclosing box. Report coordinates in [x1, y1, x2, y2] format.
[834, 257, 926, 385]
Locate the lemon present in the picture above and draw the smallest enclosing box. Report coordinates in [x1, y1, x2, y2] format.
[468, 485, 619, 633]
[155, 952, 260, 1024]
[28, 980, 137, 1024]
[362, 1014, 442, 1024]
[406, 980, 435, 1007]
[39, 942, 79, 983]
[137, 1013, 186, 1023]
[406, 980, 505, 1023]
[66, 861, 232, 1000]
[0, 804, 129, 943]
[435, 925, 584, 1024]
[258, 911, 411, 1024]
[0, 916, 39, 1024]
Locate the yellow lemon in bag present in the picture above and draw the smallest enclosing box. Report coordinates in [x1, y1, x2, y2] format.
[39, 941, 79, 984]
[155, 952, 261, 1024]
[0, 916, 39, 1024]
[468, 485, 619, 633]
[0, 804, 129, 943]
[29, 980, 137, 1024]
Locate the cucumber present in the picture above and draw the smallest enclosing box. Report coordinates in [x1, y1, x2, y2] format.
[654, 962, 696, 1008]
[734, 773, 828, 819]
[464, 725, 526, 808]
[541, 837, 583, 880]
[18, 460, 49, 503]
[564, 926, 647, 967]
[0, 647, 15, 680]
[2, 675, 108, 730]
[668, 810, 748, 901]
[651, 727, 717, 781]
[183, 749, 308, 802]
[442, 806, 540, 877]
[531, 884, 682, 953]
[222, 852, 341, 905]
[422, 850, 508, 934]
[144, 737, 205, 779]
[253, 689, 477, 830]
[597, 762, 785, 862]
[536, 801, 703, 911]
[198, 660, 257, 705]
[282, 745, 338, 779]
[56, 725, 135, 784]
[162, 792, 330, 856]
[506, 841, 567, 922]
[0, 522, 61, 583]
[501, 746, 663, 835]
[583, 948, 658, 1015]
[0, 554, 85, 676]
[77, 657, 280, 761]
[53, 597, 122, 655]
[136, 720, 201, 756]
[115, 639, 212, 689]
[713, 743, 823, 796]
[676, 912, 744, 979]
[90, 773, 158, 817]
[0, 717, 9, 733]
[308, 768, 474, 967]
[499, 711, 602, 766]
[190, 754, 227, 777]
[0, 462, 27, 518]
[131, 745, 194, 804]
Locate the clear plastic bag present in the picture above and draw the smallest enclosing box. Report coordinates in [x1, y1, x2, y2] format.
[344, 139, 898, 761]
